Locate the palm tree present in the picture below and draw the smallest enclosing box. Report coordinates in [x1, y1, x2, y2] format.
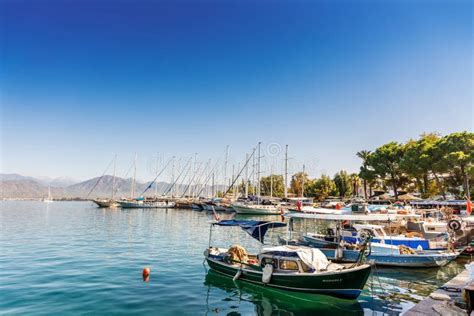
[357, 150, 371, 200]
[349, 173, 361, 197]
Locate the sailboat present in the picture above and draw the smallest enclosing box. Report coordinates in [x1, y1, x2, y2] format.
[43, 187, 54, 203]
[93, 155, 119, 208]
[232, 142, 281, 215]
[117, 155, 176, 209]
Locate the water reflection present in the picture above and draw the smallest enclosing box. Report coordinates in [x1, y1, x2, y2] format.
[204, 270, 364, 316]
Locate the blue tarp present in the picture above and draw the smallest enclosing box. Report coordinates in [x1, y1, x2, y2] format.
[214, 220, 286, 243]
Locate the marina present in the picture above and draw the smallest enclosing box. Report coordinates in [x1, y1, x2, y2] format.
[1, 200, 473, 315]
[1, 0, 471, 314]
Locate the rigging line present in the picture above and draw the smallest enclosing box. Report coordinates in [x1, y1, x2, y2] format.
[138, 157, 174, 197]
[181, 160, 208, 198]
[163, 157, 193, 196]
[177, 162, 196, 197]
[175, 160, 195, 197]
[196, 158, 222, 197]
[194, 159, 219, 197]
[222, 148, 256, 198]
[86, 156, 115, 198]
[113, 159, 135, 195]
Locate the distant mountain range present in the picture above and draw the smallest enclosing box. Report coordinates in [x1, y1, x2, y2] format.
[0, 173, 224, 199]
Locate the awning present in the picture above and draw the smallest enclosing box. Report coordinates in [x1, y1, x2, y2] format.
[213, 220, 286, 243]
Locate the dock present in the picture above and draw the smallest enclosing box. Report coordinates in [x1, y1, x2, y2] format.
[404, 269, 470, 315]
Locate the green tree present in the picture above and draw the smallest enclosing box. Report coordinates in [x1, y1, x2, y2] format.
[311, 175, 338, 201]
[260, 174, 285, 197]
[400, 133, 443, 197]
[368, 142, 405, 198]
[349, 173, 361, 197]
[357, 150, 372, 199]
[290, 172, 310, 197]
[333, 170, 352, 198]
[437, 132, 474, 199]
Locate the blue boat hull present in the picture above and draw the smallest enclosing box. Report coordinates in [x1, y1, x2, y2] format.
[320, 248, 458, 267]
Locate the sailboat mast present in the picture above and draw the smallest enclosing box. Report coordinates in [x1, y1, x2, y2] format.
[270, 165, 273, 198]
[155, 153, 159, 197]
[131, 153, 137, 199]
[112, 155, 117, 200]
[212, 172, 215, 197]
[257, 142, 261, 204]
[244, 153, 249, 197]
[284, 145, 288, 199]
[224, 145, 229, 195]
[301, 164, 305, 198]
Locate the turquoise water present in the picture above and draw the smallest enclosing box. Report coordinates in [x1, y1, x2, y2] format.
[0, 201, 468, 315]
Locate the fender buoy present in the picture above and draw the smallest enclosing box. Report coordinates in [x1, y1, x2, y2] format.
[143, 267, 151, 282]
[448, 220, 461, 231]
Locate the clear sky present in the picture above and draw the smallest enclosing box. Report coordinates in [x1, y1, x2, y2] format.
[1, 0, 472, 182]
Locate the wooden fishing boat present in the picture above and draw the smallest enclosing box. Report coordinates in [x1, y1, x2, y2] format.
[282, 212, 459, 268]
[205, 220, 372, 300]
[291, 235, 460, 268]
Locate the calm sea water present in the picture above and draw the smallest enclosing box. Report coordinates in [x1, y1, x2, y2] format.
[0, 201, 468, 315]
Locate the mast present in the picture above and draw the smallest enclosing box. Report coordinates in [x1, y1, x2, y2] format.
[131, 153, 137, 199]
[270, 165, 273, 198]
[155, 153, 159, 197]
[251, 149, 256, 195]
[257, 142, 261, 204]
[244, 153, 249, 197]
[224, 145, 229, 194]
[111, 154, 117, 200]
[284, 145, 288, 199]
[212, 173, 215, 197]
[301, 164, 305, 198]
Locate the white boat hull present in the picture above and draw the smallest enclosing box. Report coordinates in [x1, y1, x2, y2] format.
[233, 204, 282, 215]
[118, 201, 176, 208]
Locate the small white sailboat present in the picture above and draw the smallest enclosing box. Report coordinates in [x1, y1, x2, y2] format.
[43, 187, 54, 203]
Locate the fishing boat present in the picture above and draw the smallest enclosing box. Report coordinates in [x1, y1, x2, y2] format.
[282, 212, 459, 267]
[204, 219, 372, 299]
[43, 187, 54, 203]
[296, 234, 459, 267]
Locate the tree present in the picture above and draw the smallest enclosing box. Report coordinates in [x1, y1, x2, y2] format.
[290, 172, 310, 197]
[333, 170, 352, 198]
[437, 132, 474, 199]
[311, 175, 338, 201]
[260, 175, 285, 197]
[357, 150, 372, 199]
[349, 173, 361, 197]
[368, 142, 405, 198]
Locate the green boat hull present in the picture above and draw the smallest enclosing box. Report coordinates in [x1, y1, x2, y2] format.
[206, 258, 371, 299]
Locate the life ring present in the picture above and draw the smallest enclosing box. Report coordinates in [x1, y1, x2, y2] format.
[448, 219, 461, 231]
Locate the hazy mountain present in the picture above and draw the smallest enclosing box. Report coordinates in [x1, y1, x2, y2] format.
[0, 173, 225, 199]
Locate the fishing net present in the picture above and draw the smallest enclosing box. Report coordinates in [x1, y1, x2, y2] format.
[227, 245, 249, 263]
[399, 245, 417, 255]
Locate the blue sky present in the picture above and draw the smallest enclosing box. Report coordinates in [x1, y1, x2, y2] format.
[1, 0, 472, 182]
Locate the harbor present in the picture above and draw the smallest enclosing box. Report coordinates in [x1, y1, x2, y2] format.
[1, 0, 472, 314]
[0, 200, 472, 315]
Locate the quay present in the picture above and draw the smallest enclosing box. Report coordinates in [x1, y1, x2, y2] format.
[404, 269, 471, 315]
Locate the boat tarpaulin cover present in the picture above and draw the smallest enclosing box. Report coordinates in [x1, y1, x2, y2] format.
[261, 245, 330, 271]
[214, 220, 286, 243]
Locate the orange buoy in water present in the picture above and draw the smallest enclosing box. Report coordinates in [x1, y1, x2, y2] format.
[143, 267, 151, 282]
